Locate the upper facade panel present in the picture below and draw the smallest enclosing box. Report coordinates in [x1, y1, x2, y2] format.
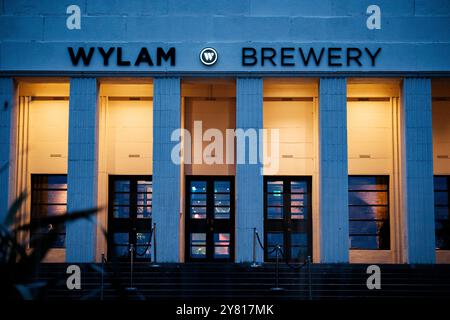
[1, 0, 450, 74]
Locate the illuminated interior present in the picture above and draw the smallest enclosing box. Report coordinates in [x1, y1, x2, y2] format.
[263, 79, 319, 262]
[263, 79, 318, 176]
[182, 79, 236, 176]
[16, 80, 70, 262]
[432, 79, 450, 264]
[97, 79, 153, 260]
[347, 79, 401, 263]
[180, 79, 236, 262]
[12, 78, 448, 265]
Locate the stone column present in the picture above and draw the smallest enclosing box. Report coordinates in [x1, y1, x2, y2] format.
[66, 78, 99, 263]
[235, 78, 264, 263]
[318, 78, 349, 263]
[152, 77, 181, 262]
[401, 78, 435, 264]
[0, 78, 17, 221]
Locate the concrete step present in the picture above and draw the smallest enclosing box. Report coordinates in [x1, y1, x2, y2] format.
[32, 263, 450, 300]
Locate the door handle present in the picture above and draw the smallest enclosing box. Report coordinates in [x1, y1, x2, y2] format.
[207, 217, 213, 231]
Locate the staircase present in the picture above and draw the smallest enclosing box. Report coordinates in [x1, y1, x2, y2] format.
[32, 263, 450, 300]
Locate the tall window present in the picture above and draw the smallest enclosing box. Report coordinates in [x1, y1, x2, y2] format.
[348, 176, 390, 250]
[30, 175, 68, 248]
[434, 176, 450, 250]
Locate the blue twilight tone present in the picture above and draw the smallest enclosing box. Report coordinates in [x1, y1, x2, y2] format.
[1, 0, 450, 74]
[0, 0, 449, 266]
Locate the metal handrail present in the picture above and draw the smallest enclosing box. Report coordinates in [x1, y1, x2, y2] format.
[271, 245, 283, 291]
[100, 253, 105, 300]
[307, 255, 312, 300]
[126, 244, 137, 291]
[252, 227, 312, 296]
[251, 227, 260, 267]
[125, 223, 159, 292]
[136, 224, 154, 257]
[150, 222, 159, 267]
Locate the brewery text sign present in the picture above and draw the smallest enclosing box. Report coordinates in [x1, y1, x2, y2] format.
[242, 47, 381, 67]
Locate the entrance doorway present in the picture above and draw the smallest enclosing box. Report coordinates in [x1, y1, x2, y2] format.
[264, 176, 312, 262]
[185, 176, 235, 262]
[108, 175, 152, 261]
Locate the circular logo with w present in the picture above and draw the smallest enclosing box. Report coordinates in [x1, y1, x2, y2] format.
[200, 47, 218, 66]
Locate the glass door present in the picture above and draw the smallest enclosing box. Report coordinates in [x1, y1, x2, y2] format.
[185, 176, 234, 262]
[264, 176, 312, 262]
[108, 175, 152, 261]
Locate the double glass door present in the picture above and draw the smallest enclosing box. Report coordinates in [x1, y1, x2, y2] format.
[264, 176, 312, 262]
[186, 176, 235, 262]
[108, 175, 152, 261]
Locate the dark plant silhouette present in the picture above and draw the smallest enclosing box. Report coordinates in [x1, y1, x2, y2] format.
[0, 191, 100, 299]
[0, 192, 145, 300]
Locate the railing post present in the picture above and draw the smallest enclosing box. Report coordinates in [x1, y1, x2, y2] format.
[250, 228, 260, 268]
[270, 245, 283, 291]
[100, 253, 105, 300]
[126, 244, 137, 291]
[307, 255, 312, 300]
[150, 222, 160, 268]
